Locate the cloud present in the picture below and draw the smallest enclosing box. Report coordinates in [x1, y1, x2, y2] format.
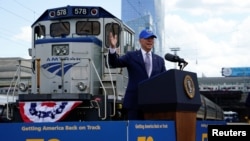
[13, 26, 31, 43]
[163, 1, 250, 77]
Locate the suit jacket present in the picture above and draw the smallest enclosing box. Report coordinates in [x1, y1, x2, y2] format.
[109, 49, 167, 110]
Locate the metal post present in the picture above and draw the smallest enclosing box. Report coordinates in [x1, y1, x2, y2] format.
[170, 47, 180, 69]
[61, 58, 65, 93]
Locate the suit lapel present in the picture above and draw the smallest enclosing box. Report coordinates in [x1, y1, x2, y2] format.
[135, 50, 145, 67]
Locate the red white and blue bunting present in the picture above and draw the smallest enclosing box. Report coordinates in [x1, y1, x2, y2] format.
[19, 101, 82, 122]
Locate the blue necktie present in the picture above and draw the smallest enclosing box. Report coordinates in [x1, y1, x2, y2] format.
[145, 53, 151, 76]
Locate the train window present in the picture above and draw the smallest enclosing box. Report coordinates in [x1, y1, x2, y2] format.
[34, 25, 45, 40]
[76, 21, 100, 35]
[123, 30, 135, 53]
[105, 23, 120, 48]
[50, 22, 70, 37]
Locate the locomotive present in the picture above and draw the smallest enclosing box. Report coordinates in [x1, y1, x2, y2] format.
[0, 5, 223, 123]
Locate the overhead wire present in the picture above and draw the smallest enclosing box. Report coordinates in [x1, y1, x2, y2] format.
[13, 0, 39, 21]
[0, 0, 37, 50]
[0, 6, 33, 23]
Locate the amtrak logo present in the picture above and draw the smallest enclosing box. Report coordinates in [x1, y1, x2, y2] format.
[41, 62, 79, 76]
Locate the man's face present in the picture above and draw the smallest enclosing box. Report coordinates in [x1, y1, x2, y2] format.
[139, 37, 155, 52]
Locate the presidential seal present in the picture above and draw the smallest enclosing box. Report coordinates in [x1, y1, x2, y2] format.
[184, 75, 195, 99]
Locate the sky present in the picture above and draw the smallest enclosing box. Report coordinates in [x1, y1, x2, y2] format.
[0, 0, 250, 77]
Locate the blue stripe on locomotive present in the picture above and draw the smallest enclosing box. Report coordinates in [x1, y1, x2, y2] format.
[35, 37, 102, 47]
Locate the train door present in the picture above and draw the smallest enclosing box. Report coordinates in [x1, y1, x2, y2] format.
[102, 19, 135, 97]
[101, 19, 122, 97]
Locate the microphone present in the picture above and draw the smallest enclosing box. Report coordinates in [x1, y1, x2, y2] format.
[164, 53, 187, 64]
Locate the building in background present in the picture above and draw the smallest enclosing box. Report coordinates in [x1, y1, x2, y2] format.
[121, 0, 166, 56]
[121, 1, 250, 122]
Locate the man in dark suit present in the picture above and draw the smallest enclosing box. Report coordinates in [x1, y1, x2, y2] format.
[109, 29, 167, 120]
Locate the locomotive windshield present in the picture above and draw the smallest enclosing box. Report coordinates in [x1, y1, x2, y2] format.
[34, 25, 45, 40]
[76, 21, 100, 35]
[105, 23, 120, 48]
[50, 22, 70, 37]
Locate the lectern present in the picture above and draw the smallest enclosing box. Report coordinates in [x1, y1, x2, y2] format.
[138, 69, 201, 141]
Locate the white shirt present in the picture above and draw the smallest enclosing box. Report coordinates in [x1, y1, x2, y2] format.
[109, 47, 116, 54]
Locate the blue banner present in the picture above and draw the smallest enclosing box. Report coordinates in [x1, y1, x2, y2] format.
[128, 120, 176, 141]
[196, 120, 226, 141]
[0, 121, 127, 141]
[222, 67, 250, 77]
[0, 120, 229, 141]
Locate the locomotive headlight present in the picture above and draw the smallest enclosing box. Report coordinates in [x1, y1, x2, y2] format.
[77, 82, 87, 91]
[52, 44, 69, 56]
[91, 8, 98, 16]
[19, 82, 28, 92]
